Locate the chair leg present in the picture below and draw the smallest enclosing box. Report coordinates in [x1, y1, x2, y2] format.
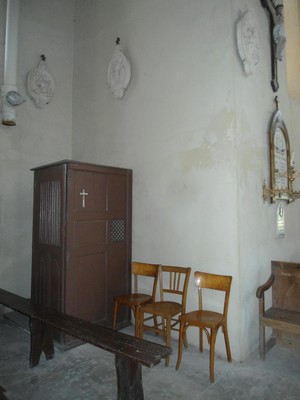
[183, 330, 188, 349]
[199, 327, 203, 352]
[153, 316, 158, 331]
[182, 318, 188, 349]
[175, 320, 185, 370]
[222, 323, 232, 362]
[161, 316, 166, 333]
[165, 317, 171, 366]
[209, 328, 217, 383]
[139, 311, 144, 338]
[134, 307, 139, 338]
[112, 301, 119, 330]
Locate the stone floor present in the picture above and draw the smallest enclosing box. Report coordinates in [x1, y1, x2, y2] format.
[1, 315, 300, 400]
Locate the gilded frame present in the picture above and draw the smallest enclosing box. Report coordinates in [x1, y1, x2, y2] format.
[269, 109, 291, 203]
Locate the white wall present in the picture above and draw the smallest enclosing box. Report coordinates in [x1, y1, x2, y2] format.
[285, 0, 300, 102]
[1, 0, 299, 362]
[0, 0, 74, 296]
[233, 0, 300, 358]
[72, 0, 300, 361]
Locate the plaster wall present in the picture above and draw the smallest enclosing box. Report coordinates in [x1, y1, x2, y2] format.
[0, 0, 299, 363]
[0, 0, 74, 297]
[72, 0, 300, 361]
[233, 0, 300, 359]
[285, 0, 300, 102]
[72, 0, 240, 358]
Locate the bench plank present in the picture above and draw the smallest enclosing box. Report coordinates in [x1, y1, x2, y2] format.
[262, 308, 300, 334]
[41, 310, 170, 368]
[0, 288, 170, 367]
[0, 289, 40, 318]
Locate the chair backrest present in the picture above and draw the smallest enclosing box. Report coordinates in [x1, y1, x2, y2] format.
[194, 271, 232, 318]
[159, 265, 191, 312]
[132, 262, 161, 299]
[271, 260, 300, 311]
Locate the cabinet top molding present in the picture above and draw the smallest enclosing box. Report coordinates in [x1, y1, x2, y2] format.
[31, 159, 132, 174]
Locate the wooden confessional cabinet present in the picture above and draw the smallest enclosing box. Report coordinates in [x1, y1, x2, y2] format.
[31, 160, 132, 348]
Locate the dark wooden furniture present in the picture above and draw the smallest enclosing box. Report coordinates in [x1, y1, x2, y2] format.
[112, 262, 161, 337]
[0, 288, 171, 400]
[176, 271, 232, 383]
[31, 160, 132, 348]
[256, 260, 300, 359]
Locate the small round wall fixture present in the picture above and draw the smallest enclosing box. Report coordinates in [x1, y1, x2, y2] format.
[107, 38, 131, 99]
[27, 55, 55, 108]
[6, 91, 25, 106]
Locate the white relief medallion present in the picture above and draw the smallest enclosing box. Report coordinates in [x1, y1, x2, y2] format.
[107, 40, 131, 99]
[27, 56, 55, 108]
[237, 7, 261, 76]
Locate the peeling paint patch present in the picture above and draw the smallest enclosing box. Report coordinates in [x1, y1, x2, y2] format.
[182, 143, 214, 173]
[181, 108, 235, 173]
[207, 108, 235, 143]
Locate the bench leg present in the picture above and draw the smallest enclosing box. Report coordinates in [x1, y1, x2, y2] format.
[29, 318, 54, 367]
[115, 355, 144, 400]
[0, 385, 8, 400]
[259, 320, 265, 360]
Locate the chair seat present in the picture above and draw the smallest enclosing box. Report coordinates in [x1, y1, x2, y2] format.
[112, 262, 161, 338]
[115, 293, 152, 307]
[181, 310, 223, 328]
[142, 301, 182, 318]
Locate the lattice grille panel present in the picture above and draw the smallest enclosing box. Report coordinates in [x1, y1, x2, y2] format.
[39, 181, 61, 246]
[111, 219, 126, 242]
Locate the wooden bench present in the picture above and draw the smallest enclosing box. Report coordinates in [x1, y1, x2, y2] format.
[0, 288, 171, 400]
[256, 260, 300, 359]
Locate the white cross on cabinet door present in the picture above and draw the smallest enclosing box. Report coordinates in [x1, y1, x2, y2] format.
[79, 189, 89, 208]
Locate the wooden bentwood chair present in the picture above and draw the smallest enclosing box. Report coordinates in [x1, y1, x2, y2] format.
[112, 262, 161, 337]
[176, 271, 232, 382]
[139, 265, 191, 366]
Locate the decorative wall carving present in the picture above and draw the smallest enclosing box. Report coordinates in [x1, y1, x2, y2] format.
[107, 39, 131, 99]
[27, 55, 55, 108]
[237, 7, 261, 76]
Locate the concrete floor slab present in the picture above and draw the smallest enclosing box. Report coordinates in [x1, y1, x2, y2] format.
[1, 316, 300, 399]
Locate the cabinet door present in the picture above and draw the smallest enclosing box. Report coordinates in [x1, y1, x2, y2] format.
[65, 169, 131, 326]
[65, 170, 107, 322]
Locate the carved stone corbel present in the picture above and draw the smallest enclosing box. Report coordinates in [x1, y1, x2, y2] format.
[237, 7, 261, 76]
[107, 38, 131, 99]
[27, 55, 55, 108]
